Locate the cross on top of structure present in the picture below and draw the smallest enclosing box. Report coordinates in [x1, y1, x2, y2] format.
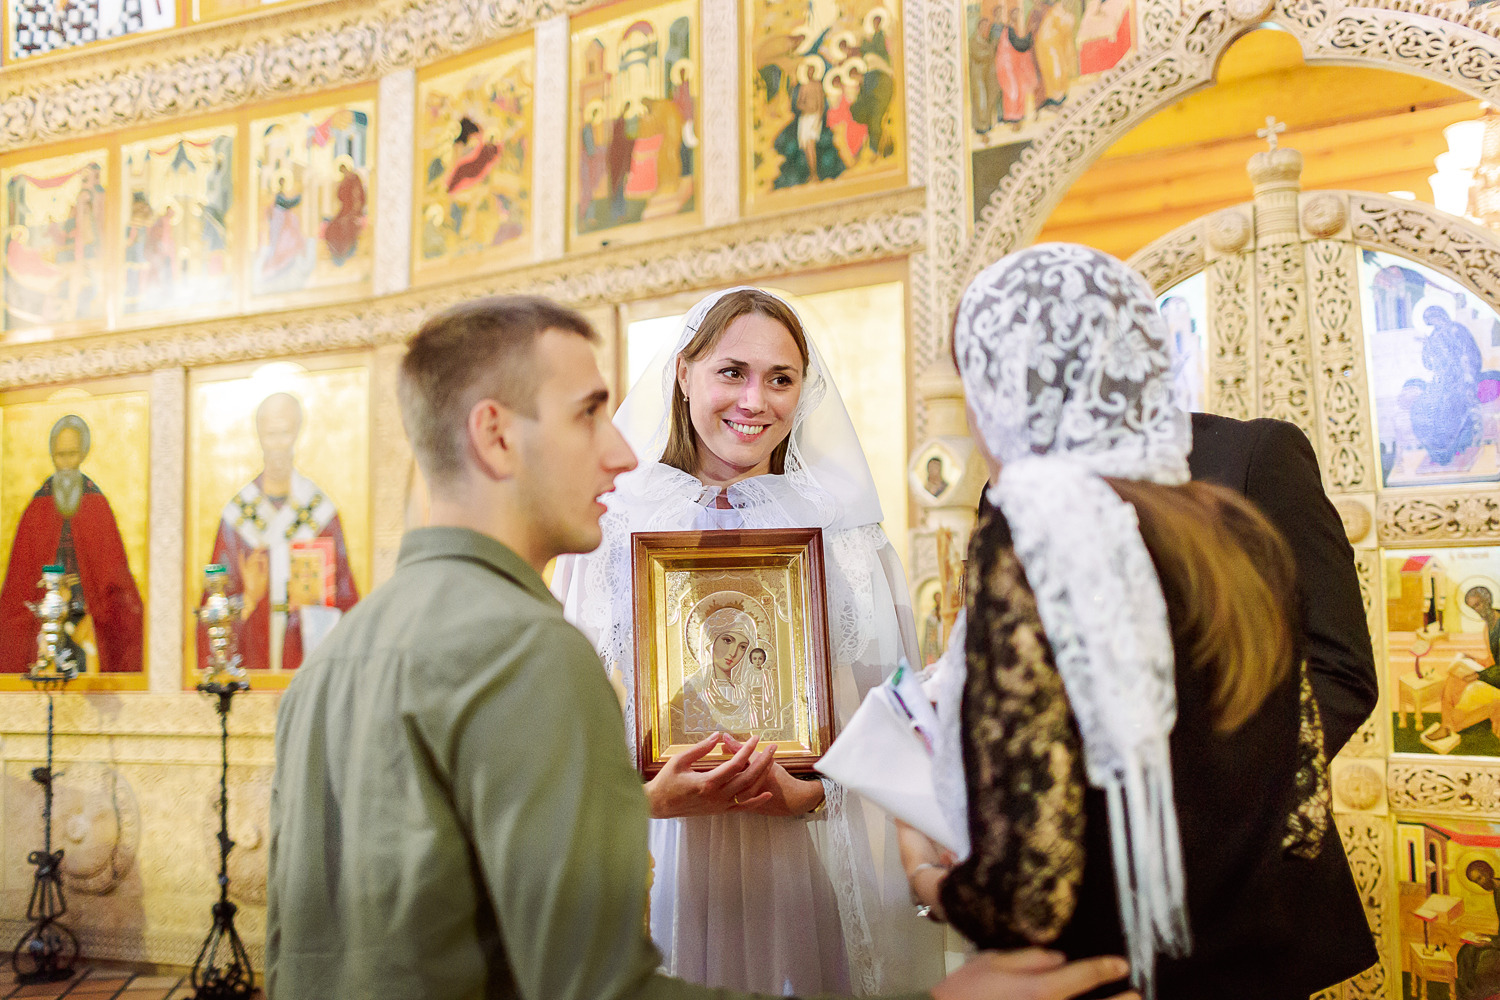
[1257, 115, 1287, 151]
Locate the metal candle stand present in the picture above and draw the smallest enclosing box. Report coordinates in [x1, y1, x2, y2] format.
[12, 565, 81, 983]
[189, 565, 254, 1000]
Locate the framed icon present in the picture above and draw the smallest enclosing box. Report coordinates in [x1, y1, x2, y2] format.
[631, 527, 834, 777]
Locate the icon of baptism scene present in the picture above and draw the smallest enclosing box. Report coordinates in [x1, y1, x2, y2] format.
[1397, 818, 1500, 1000]
[249, 99, 374, 301]
[188, 362, 369, 685]
[0, 384, 149, 682]
[1, 150, 106, 333]
[744, 0, 904, 214]
[1361, 249, 1500, 489]
[415, 39, 533, 282]
[570, 0, 698, 247]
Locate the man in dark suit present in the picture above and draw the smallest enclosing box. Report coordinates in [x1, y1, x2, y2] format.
[1187, 412, 1377, 755]
[1185, 411, 1378, 989]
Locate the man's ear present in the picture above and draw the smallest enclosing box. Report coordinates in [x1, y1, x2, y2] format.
[467, 397, 520, 481]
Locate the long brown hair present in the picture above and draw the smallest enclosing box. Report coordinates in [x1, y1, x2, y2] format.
[660, 289, 810, 476]
[1107, 478, 1300, 733]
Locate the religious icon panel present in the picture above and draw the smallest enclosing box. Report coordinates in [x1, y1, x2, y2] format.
[743, 0, 906, 216]
[964, 0, 1137, 214]
[248, 95, 375, 306]
[1156, 271, 1208, 412]
[1360, 249, 1500, 489]
[0, 380, 150, 688]
[187, 359, 371, 689]
[5, 0, 174, 63]
[1395, 816, 1500, 1000]
[1385, 546, 1500, 758]
[569, 0, 700, 249]
[1, 148, 108, 334]
[119, 123, 239, 320]
[415, 36, 534, 283]
[631, 528, 834, 777]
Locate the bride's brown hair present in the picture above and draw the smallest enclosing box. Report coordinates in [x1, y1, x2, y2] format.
[660, 289, 810, 476]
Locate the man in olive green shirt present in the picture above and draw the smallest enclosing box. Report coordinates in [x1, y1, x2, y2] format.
[267, 295, 1131, 1000]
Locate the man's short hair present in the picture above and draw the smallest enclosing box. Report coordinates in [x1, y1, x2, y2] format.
[399, 295, 598, 483]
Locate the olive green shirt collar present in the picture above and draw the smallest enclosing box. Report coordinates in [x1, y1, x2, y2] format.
[396, 526, 554, 605]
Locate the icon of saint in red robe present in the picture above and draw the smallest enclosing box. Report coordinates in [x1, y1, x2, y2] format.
[0, 414, 143, 673]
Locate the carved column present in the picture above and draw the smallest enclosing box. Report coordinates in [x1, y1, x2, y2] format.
[149, 368, 187, 693]
[1204, 205, 1255, 420]
[533, 15, 569, 262]
[700, 0, 739, 229]
[906, 354, 986, 635]
[374, 68, 415, 298]
[1249, 146, 1318, 443]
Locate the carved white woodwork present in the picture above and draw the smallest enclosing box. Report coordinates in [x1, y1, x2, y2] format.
[533, 15, 568, 261]
[375, 68, 417, 296]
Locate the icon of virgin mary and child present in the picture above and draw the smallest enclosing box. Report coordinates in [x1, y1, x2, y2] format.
[678, 603, 786, 736]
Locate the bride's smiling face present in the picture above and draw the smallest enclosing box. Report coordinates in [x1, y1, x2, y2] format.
[677, 312, 804, 484]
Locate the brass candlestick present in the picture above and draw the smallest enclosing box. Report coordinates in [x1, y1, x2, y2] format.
[190, 565, 253, 1000]
[12, 565, 80, 983]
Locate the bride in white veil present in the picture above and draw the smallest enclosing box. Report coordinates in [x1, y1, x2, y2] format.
[552, 286, 944, 996]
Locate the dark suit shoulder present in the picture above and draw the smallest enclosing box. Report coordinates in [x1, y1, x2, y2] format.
[1188, 414, 1312, 491]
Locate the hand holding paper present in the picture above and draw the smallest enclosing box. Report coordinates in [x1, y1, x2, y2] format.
[814, 660, 964, 855]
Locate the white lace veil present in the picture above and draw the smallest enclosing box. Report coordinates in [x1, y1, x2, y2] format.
[609, 285, 883, 531]
[954, 243, 1193, 1000]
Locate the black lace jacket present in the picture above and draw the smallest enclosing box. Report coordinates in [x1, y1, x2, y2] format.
[940, 506, 1340, 1000]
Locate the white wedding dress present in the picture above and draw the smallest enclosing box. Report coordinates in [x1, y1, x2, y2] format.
[552, 288, 945, 996]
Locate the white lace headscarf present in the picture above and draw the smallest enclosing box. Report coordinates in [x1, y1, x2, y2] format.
[953, 243, 1193, 1000]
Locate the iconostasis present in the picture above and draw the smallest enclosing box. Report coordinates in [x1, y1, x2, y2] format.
[0, 0, 1496, 984]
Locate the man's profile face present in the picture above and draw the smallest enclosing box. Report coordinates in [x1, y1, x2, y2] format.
[51, 427, 83, 472]
[512, 330, 637, 560]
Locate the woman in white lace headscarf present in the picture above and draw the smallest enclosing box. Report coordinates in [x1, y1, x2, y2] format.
[907, 244, 1334, 1000]
[552, 287, 945, 996]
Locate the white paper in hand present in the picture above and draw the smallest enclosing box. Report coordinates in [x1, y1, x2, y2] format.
[815, 666, 964, 855]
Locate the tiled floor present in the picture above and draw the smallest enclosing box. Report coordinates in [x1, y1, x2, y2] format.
[0, 964, 261, 1000]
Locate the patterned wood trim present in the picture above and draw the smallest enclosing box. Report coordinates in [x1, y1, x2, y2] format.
[1206, 251, 1254, 420]
[1389, 760, 1500, 818]
[1377, 490, 1500, 546]
[1305, 239, 1371, 494]
[0, 0, 615, 153]
[1126, 219, 1206, 293]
